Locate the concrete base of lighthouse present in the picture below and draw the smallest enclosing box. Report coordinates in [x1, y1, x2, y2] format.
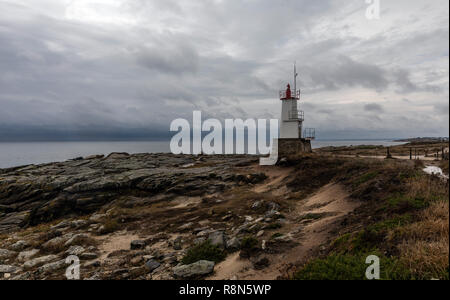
[277, 138, 312, 158]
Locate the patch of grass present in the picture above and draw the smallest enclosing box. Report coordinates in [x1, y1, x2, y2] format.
[99, 218, 121, 235]
[293, 254, 412, 280]
[240, 236, 259, 250]
[385, 194, 429, 211]
[239, 236, 261, 259]
[181, 241, 226, 265]
[354, 171, 379, 186]
[332, 216, 412, 255]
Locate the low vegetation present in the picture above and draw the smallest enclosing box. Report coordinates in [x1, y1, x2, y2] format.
[181, 241, 226, 265]
[291, 154, 449, 280]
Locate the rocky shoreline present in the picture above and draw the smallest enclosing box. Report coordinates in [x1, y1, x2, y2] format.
[1, 153, 283, 280]
[0, 153, 263, 233]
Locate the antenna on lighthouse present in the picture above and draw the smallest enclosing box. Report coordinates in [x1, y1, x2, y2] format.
[294, 62, 299, 97]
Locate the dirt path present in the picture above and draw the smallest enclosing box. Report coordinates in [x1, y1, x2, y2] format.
[96, 232, 140, 262]
[210, 180, 359, 280]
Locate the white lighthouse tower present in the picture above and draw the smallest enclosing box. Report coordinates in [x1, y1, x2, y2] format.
[279, 64, 304, 139]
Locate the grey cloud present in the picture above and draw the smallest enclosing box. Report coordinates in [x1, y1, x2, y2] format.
[302, 56, 389, 92]
[394, 69, 442, 94]
[364, 103, 384, 113]
[135, 39, 199, 75]
[0, 0, 448, 141]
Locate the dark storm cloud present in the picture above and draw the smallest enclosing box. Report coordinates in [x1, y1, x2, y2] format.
[302, 56, 389, 92]
[0, 0, 448, 141]
[135, 38, 199, 75]
[364, 103, 384, 113]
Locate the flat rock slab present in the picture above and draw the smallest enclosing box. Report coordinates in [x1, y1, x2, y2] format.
[173, 260, 215, 279]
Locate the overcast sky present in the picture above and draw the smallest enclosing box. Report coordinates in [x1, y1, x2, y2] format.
[0, 0, 448, 141]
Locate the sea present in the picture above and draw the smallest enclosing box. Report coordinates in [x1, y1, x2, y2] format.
[0, 140, 406, 169]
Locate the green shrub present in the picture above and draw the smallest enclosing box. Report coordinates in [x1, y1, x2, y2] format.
[240, 236, 259, 251]
[181, 241, 226, 265]
[294, 254, 412, 280]
[99, 219, 121, 235]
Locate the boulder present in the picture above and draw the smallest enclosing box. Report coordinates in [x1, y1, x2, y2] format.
[0, 264, 19, 274]
[23, 255, 59, 269]
[130, 240, 146, 250]
[0, 249, 16, 261]
[226, 237, 241, 250]
[10, 240, 29, 252]
[70, 220, 88, 228]
[145, 259, 161, 273]
[173, 236, 183, 251]
[65, 246, 85, 256]
[173, 260, 215, 279]
[89, 214, 106, 222]
[37, 259, 66, 274]
[42, 235, 70, 251]
[51, 220, 70, 230]
[64, 234, 89, 247]
[17, 249, 40, 262]
[208, 231, 226, 249]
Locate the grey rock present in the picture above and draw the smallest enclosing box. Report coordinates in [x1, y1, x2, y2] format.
[251, 201, 263, 210]
[10, 271, 32, 280]
[173, 260, 215, 279]
[178, 222, 193, 230]
[208, 231, 226, 249]
[10, 240, 29, 252]
[70, 220, 88, 228]
[89, 214, 106, 222]
[273, 233, 293, 243]
[266, 202, 280, 211]
[0, 264, 19, 274]
[64, 234, 89, 247]
[17, 249, 40, 262]
[226, 237, 241, 250]
[65, 246, 85, 256]
[37, 259, 66, 274]
[145, 259, 161, 273]
[0, 249, 16, 260]
[42, 236, 69, 250]
[265, 210, 279, 218]
[173, 236, 183, 250]
[23, 255, 59, 269]
[51, 220, 70, 230]
[130, 240, 146, 250]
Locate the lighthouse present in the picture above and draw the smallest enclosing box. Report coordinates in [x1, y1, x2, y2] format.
[276, 64, 314, 157]
[280, 64, 304, 139]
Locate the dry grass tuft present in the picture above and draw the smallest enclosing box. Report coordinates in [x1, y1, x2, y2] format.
[390, 201, 449, 279]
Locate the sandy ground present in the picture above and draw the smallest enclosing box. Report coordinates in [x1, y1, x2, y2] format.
[96, 232, 140, 262]
[209, 176, 359, 280]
